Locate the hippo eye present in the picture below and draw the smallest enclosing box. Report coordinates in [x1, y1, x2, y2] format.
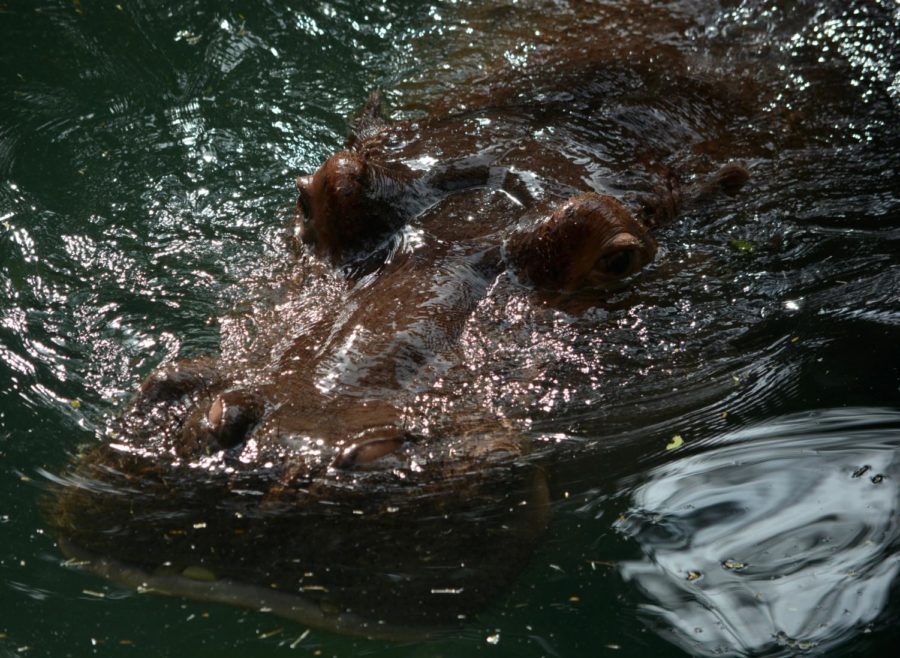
[602, 249, 635, 276]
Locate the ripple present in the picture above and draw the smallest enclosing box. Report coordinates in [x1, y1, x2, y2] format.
[0, 0, 898, 655]
[618, 408, 900, 656]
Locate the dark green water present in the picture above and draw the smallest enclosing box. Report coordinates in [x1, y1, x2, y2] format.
[1, 1, 899, 656]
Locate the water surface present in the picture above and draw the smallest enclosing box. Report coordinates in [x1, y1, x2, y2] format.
[1, 1, 898, 656]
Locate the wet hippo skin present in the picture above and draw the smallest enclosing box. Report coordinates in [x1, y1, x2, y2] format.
[47, 34, 749, 638]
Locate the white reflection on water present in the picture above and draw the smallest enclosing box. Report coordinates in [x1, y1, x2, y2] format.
[618, 409, 900, 656]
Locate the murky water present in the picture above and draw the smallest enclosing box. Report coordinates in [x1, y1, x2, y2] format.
[1, 1, 898, 656]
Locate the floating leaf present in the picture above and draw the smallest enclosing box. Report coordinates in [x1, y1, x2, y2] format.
[69, 399, 81, 409]
[666, 435, 684, 450]
[686, 570, 702, 581]
[729, 238, 755, 252]
[722, 559, 747, 571]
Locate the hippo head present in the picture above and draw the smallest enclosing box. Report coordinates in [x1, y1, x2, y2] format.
[44, 56, 749, 633]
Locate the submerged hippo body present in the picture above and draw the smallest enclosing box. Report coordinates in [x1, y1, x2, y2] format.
[48, 32, 749, 637]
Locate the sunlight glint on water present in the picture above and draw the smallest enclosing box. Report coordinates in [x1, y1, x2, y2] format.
[1, 1, 898, 656]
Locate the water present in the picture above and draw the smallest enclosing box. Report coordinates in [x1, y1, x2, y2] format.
[618, 409, 900, 656]
[1, 0, 899, 656]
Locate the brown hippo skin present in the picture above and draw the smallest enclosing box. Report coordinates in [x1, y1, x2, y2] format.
[47, 54, 748, 638]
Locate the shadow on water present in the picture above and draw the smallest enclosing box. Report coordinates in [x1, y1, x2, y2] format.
[1, 0, 899, 656]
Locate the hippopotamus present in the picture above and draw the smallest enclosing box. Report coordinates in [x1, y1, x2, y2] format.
[47, 39, 749, 638]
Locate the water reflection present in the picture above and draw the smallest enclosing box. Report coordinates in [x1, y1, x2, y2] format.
[0, 0, 898, 656]
[618, 409, 900, 656]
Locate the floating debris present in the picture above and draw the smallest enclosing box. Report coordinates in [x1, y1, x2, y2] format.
[62, 558, 90, 568]
[852, 465, 871, 478]
[289, 629, 310, 649]
[174, 30, 203, 46]
[729, 238, 755, 252]
[258, 628, 284, 640]
[774, 630, 818, 651]
[588, 559, 616, 570]
[181, 566, 217, 582]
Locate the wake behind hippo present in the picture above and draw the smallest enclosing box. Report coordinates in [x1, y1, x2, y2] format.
[46, 26, 749, 638]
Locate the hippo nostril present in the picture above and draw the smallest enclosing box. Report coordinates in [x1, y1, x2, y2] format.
[206, 391, 263, 449]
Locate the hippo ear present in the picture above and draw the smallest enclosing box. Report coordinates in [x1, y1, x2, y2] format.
[347, 89, 389, 150]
